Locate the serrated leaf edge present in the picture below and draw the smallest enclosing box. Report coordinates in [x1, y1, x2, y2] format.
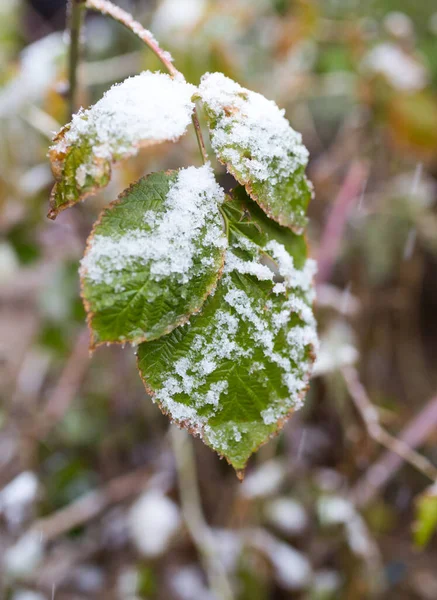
[137, 346, 315, 479]
[80, 170, 227, 352]
[135, 203, 317, 476]
[48, 132, 181, 220]
[214, 153, 313, 235]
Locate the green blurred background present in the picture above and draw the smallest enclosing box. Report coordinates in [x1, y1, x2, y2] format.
[1, 0, 437, 598]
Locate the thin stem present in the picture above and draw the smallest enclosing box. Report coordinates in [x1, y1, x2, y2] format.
[36, 328, 90, 439]
[31, 464, 152, 541]
[171, 427, 233, 600]
[67, 0, 85, 118]
[192, 110, 208, 165]
[350, 394, 437, 507]
[316, 160, 368, 285]
[85, 0, 177, 76]
[342, 366, 437, 483]
[84, 0, 209, 164]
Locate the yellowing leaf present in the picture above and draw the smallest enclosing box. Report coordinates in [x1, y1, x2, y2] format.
[48, 71, 196, 219]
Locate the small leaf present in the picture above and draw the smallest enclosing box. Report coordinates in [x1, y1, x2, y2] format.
[137, 186, 317, 472]
[80, 165, 227, 348]
[198, 72, 312, 234]
[413, 483, 437, 548]
[48, 71, 197, 219]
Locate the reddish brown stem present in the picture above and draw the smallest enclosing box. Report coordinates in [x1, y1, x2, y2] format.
[85, 0, 177, 76]
[316, 161, 368, 285]
[343, 366, 437, 507]
[37, 328, 90, 438]
[84, 0, 208, 164]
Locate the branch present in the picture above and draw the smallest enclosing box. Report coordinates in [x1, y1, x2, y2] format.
[67, 0, 85, 118]
[342, 366, 437, 503]
[84, 0, 208, 164]
[36, 328, 90, 438]
[33, 464, 153, 541]
[85, 0, 177, 76]
[350, 392, 437, 507]
[316, 161, 368, 285]
[171, 427, 234, 600]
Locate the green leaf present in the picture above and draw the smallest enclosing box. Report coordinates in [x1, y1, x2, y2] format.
[80, 166, 227, 348]
[48, 71, 197, 219]
[198, 72, 312, 234]
[414, 483, 437, 548]
[137, 186, 317, 473]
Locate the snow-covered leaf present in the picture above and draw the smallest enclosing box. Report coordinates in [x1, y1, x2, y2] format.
[198, 73, 312, 234]
[48, 71, 196, 219]
[80, 165, 226, 348]
[137, 186, 317, 473]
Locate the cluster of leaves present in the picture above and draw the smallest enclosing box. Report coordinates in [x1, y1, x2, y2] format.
[2, 0, 437, 596]
[49, 69, 317, 473]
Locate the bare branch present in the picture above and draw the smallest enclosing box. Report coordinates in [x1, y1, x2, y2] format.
[342, 366, 437, 503]
[85, 0, 177, 76]
[32, 464, 153, 541]
[171, 427, 234, 600]
[84, 0, 209, 164]
[36, 328, 90, 438]
[350, 392, 437, 507]
[316, 161, 368, 285]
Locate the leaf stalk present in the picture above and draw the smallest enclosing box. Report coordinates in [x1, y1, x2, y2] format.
[84, 0, 209, 164]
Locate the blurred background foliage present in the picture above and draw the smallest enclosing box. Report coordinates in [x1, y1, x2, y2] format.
[1, 0, 437, 598]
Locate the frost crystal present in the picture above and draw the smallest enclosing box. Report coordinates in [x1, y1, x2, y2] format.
[81, 164, 226, 287]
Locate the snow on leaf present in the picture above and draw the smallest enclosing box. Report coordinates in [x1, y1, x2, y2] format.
[80, 165, 227, 348]
[137, 186, 318, 473]
[198, 72, 312, 234]
[48, 71, 196, 219]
